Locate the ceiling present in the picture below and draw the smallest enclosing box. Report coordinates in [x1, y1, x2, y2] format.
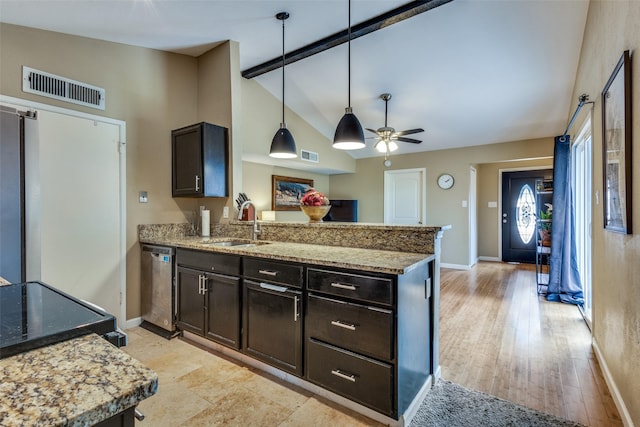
[0, 0, 590, 160]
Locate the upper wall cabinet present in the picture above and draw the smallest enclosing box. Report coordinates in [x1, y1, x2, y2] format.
[172, 122, 229, 197]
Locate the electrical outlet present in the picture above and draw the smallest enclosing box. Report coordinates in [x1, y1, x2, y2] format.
[223, 206, 229, 218]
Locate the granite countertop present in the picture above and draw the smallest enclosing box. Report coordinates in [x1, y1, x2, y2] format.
[0, 276, 10, 285]
[141, 236, 434, 275]
[0, 334, 157, 426]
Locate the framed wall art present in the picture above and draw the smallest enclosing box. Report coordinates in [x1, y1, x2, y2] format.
[602, 50, 632, 234]
[272, 175, 313, 211]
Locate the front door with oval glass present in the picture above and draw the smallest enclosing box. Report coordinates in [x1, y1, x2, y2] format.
[501, 170, 551, 263]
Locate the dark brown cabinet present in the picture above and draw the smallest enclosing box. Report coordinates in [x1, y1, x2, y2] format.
[171, 122, 228, 198]
[305, 262, 433, 419]
[243, 258, 303, 376]
[176, 249, 241, 349]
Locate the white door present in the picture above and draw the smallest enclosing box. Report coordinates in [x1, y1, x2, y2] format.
[383, 168, 426, 224]
[469, 166, 478, 266]
[23, 108, 124, 323]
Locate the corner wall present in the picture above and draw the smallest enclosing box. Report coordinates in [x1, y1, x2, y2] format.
[569, 1, 640, 424]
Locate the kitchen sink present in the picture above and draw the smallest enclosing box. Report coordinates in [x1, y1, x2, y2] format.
[201, 240, 268, 248]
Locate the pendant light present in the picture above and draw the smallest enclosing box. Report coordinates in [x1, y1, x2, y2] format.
[333, 0, 365, 150]
[269, 12, 297, 159]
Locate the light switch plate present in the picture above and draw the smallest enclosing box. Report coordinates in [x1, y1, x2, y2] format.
[488, 201, 497, 208]
[139, 191, 148, 203]
[223, 206, 229, 218]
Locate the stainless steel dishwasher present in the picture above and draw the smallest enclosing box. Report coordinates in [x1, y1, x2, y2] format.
[140, 244, 177, 338]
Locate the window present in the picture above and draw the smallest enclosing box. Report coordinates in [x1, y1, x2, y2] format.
[516, 184, 536, 244]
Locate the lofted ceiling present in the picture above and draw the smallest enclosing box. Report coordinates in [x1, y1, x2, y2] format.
[0, 0, 589, 160]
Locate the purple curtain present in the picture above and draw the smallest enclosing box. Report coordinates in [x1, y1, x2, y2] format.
[547, 135, 583, 305]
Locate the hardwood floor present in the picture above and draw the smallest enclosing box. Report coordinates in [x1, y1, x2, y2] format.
[439, 262, 622, 426]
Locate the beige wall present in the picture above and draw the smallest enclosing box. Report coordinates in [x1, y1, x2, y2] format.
[330, 138, 554, 266]
[477, 159, 553, 259]
[0, 23, 200, 320]
[570, 1, 640, 424]
[241, 161, 330, 222]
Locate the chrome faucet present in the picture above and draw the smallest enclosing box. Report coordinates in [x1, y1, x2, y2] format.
[238, 200, 261, 241]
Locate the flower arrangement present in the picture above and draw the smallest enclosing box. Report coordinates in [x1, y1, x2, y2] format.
[539, 203, 553, 229]
[300, 189, 330, 206]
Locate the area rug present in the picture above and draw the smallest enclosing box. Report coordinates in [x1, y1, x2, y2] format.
[410, 380, 585, 427]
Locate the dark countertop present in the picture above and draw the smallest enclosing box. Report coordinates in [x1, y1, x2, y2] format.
[0, 333, 157, 426]
[141, 236, 435, 275]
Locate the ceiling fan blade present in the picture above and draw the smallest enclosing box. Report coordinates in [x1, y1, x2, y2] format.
[397, 137, 422, 144]
[365, 128, 379, 135]
[396, 128, 425, 136]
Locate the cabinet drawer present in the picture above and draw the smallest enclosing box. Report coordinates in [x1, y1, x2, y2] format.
[307, 338, 394, 416]
[307, 294, 394, 361]
[307, 268, 393, 306]
[176, 248, 240, 276]
[243, 258, 303, 288]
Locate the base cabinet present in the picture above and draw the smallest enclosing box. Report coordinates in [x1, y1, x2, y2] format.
[243, 279, 303, 376]
[176, 249, 241, 349]
[307, 338, 394, 416]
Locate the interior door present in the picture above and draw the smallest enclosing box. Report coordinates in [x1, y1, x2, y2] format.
[501, 170, 551, 263]
[24, 110, 123, 319]
[383, 168, 426, 224]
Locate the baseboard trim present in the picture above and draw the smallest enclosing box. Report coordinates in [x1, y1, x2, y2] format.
[478, 256, 500, 262]
[122, 316, 142, 330]
[440, 263, 471, 270]
[181, 330, 429, 427]
[592, 338, 634, 427]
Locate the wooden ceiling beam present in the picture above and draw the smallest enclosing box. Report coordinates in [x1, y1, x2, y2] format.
[241, 0, 453, 79]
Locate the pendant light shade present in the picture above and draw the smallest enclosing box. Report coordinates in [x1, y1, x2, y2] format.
[269, 12, 297, 159]
[270, 124, 297, 158]
[333, 0, 365, 150]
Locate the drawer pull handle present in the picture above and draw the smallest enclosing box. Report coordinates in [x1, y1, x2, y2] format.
[258, 269, 278, 276]
[331, 320, 356, 331]
[294, 296, 299, 321]
[259, 282, 288, 292]
[331, 369, 356, 382]
[330, 282, 356, 291]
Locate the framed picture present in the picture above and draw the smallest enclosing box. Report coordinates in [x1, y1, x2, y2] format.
[602, 50, 632, 234]
[272, 175, 313, 211]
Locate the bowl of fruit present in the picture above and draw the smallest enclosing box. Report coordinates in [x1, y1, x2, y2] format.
[300, 189, 331, 222]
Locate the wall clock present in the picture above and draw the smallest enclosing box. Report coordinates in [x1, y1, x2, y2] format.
[437, 173, 455, 190]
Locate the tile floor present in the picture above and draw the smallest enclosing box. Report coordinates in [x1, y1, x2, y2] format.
[123, 327, 383, 426]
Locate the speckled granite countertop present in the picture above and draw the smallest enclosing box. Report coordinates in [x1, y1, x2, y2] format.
[0, 334, 157, 426]
[0, 276, 10, 285]
[141, 236, 434, 275]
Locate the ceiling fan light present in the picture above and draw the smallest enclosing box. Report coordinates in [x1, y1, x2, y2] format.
[270, 124, 297, 158]
[333, 108, 365, 150]
[375, 140, 387, 153]
[387, 140, 398, 152]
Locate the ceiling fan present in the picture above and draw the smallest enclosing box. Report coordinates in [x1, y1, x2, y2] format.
[366, 93, 424, 164]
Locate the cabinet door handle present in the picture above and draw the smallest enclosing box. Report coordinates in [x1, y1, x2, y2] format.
[330, 282, 356, 291]
[331, 369, 356, 383]
[259, 282, 288, 292]
[197, 275, 203, 295]
[258, 269, 278, 276]
[195, 175, 200, 192]
[331, 320, 356, 331]
[294, 296, 299, 322]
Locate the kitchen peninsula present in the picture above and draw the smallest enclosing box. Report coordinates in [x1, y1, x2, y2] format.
[139, 221, 447, 424]
[0, 279, 158, 426]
